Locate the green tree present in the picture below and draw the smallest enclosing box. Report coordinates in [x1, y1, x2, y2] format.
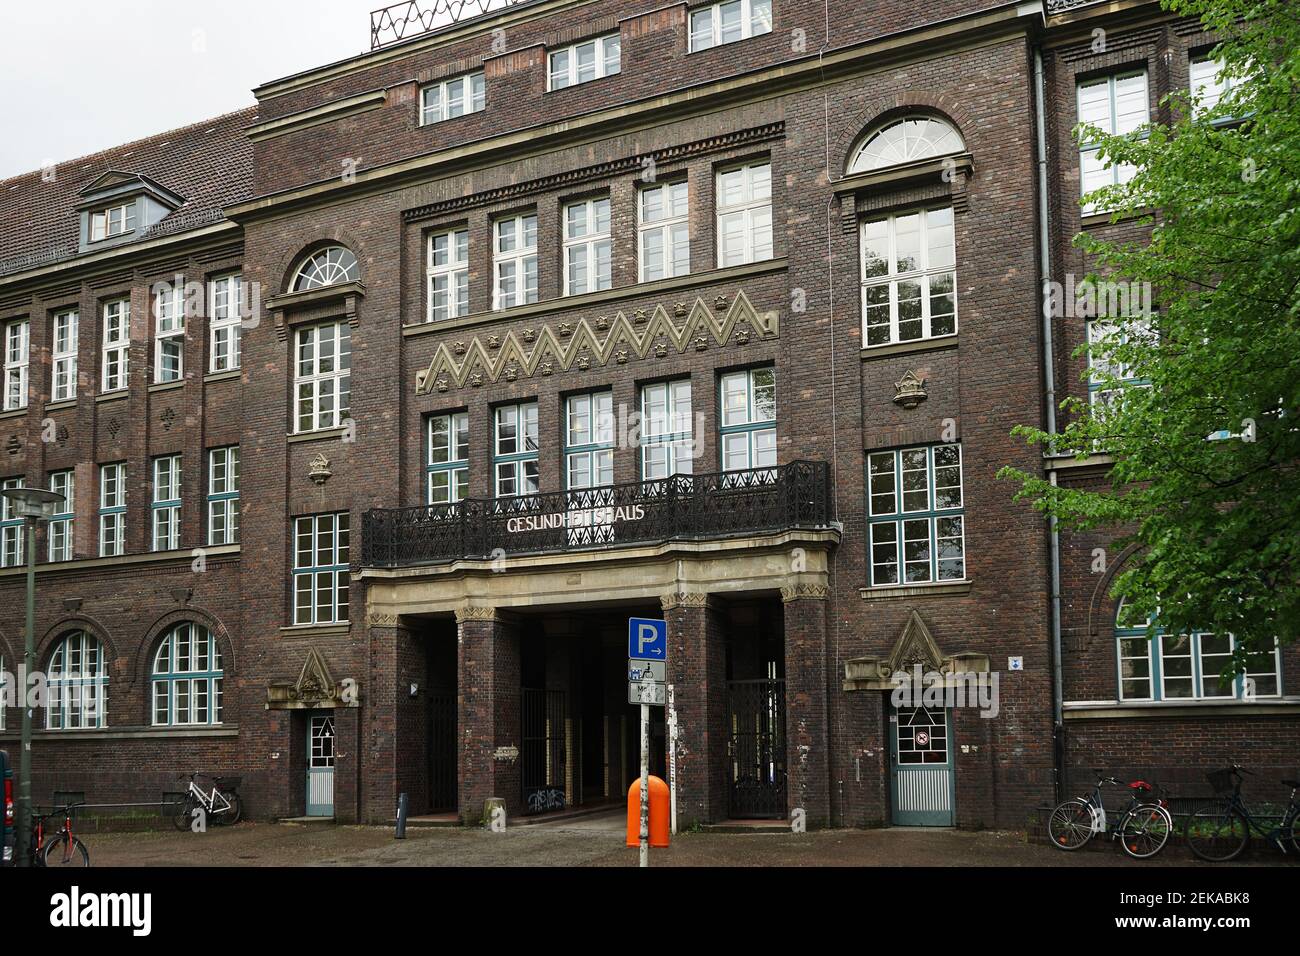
[1001, 0, 1300, 677]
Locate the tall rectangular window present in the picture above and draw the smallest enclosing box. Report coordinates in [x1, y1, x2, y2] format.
[3, 318, 29, 411]
[689, 0, 773, 52]
[101, 298, 130, 392]
[641, 379, 693, 479]
[866, 444, 965, 587]
[427, 228, 470, 322]
[1087, 317, 1153, 424]
[293, 513, 350, 625]
[1077, 71, 1148, 213]
[90, 202, 136, 241]
[639, 181, 690, 282]
[427, 412, 469, 504]
[152, 454, 182, 552]
[209, 274, 242, 372]
[207, 446, 240, 546]
[716, 163, 772, 267]
[295, 321, 351, 432]
[1189, 54, 1244, 118]
[565, 391, 614, 490]
[154, 284, 184, 383]
[52, 310, 78, 401]
[719, 368, 776, 472]
[48, 470, 74, 563]
[548, 33, 621, 90]
[420, 71, 485, 125]
[494, 214, 538, 310]
[0, 477, 24, 568]
[99, 463, 126, 557]
[563, 198, 612, 296]
[494, 401, 539, 497]
[860, 207, 957, 347]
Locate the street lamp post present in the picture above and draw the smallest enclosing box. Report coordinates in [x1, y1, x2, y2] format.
[2, 487, 65, 868]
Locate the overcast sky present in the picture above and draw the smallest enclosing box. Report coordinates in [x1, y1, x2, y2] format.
[0, 0, 414, 179]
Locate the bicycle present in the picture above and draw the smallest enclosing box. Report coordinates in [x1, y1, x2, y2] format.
[173, 772, 243, 831]
[1048, 774, 1173, 859]
[1183, 764, 1300, 862]
[32, 802, 90, 867]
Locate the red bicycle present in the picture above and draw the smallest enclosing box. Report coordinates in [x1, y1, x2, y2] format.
[31, 803, 90, 867]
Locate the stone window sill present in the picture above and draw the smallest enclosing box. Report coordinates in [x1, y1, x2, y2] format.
[860, 580, 971, 600]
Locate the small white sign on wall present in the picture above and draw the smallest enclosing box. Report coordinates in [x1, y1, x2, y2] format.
[1008, 657, 1024, 671]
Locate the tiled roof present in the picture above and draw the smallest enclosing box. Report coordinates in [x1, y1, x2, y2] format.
[0, 106, 257, 279]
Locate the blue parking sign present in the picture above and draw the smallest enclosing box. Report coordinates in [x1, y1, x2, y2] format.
[628, 618, 667, 660]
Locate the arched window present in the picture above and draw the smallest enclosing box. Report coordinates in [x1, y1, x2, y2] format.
[292, 246, 359, 292]
[152, 623, 224, 726]
[47, 631, 108, 730]
[848, 116, 965, 173]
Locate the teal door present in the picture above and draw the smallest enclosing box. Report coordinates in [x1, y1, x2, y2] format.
[306, 714, 335, 817]
[889, 705, 955, 826]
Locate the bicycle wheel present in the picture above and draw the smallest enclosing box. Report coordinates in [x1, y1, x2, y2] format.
[1118, 804, 1172, 859]
[1047, 799, 1096, 850]
[216, 791, 242, 826]
[1282, 809, 1300, 855]
[173, 795, 199, 832]
[42, 835, 89, 868]
[1184, 804, 1250, 862]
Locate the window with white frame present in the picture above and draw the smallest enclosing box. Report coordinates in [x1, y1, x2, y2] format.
[493, 214, 538, 310]
[207, 446, 240, 546]
[47, 470, 74, 563]
[716, 163, 772, 268]
[639, 181, 690, 282]
[294, 321, 351, 432]
[563, 198, 612, 296]
[152, 455, 181, 552]
[848, 116, 965, 173]
[427, 228, 469, 322]
[548, 33, 620, 90]
[641, 379, 693, 479]
[1189, 54, 1239, 117]
[99, 462, 125, 558]
[47, 631, 108, 730]
[1077, 71, 1149, 213]
[292, 246, 359, 292]
[52, 310, 78, 401]
[1, 477, 24, 568]
[152, 623, 223, 726]
[154, 284, 184, 383]
[209, 274, 242, 372]
[494, 402, 539, 497]
[427, 412, 469, 504]
[866, 444, 965, 587]
[3, 318, 29, 411]
[565, 391, 614, 490]
[1087, 317, 1153, 423]
[719, 368, 776, 472]
[90, 203, 136, 242]
[101, 298, 130, 392]
[689, 0, 772, 52]
[292, 512, 350, 625]
[421, 71, 486, 125]
[860, 207, 957, 347]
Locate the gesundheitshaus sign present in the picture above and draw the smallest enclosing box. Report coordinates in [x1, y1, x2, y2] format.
[506, 505, 646, 534]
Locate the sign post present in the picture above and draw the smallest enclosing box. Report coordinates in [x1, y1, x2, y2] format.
[628, 617, 667, 869]
[667, 683, 678, 835]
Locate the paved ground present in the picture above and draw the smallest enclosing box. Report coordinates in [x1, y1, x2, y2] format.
[84, 810, 1290, 866]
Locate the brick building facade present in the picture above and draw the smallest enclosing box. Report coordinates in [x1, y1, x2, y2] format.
[0, 0, 1294, 831]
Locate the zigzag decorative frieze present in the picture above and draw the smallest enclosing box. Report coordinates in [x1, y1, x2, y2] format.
[415, 290, 778, 395]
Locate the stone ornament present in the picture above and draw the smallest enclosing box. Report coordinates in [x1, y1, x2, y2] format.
[266, 648, 357, 709]
[309, 452, 332, 485]
[893, 369, 929, 409]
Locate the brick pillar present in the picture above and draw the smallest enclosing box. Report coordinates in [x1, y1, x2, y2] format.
[457, 607, 522, 825]
[783, 587, 831, 828]
[664, 591, 726, 825]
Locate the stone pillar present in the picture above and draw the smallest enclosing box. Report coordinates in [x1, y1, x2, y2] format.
[457, 606, 522, 825]
[783, 585, 831, 828]
[663, 591, 726, 826]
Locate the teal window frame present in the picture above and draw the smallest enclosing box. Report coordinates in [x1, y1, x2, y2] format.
[152, 454, 182, 552]
[292, 512, 350, 626]
[99, 462, 126, 557]
[47, 630, 108, 730]
[640, 379, 694, 479]
[866, 444, 965, 587]
[427, 412, 469, 504]
[718, 367, 776, 472]
[207, 446, 240, 546]
[47, 470, 74, 563]
[564, 391, 614, 490]
[493, 401, 539, 498]
[1, 476, 24, 568]
[151, 622, 224, 726]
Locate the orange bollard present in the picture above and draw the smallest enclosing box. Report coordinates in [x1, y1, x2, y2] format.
[626, 775, 670, 847]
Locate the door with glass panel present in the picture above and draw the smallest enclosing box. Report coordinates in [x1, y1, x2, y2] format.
[889, 704, 955, 826]
[306, 714, 335, 817]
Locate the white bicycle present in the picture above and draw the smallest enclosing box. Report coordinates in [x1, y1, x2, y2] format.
[173, 771, 243, 831]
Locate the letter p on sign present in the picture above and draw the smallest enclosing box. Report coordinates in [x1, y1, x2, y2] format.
[628, 618, 667, 660]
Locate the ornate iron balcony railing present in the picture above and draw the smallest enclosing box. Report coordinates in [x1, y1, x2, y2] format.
[361, 460, 833, 568]
[370, 0, 535, 49]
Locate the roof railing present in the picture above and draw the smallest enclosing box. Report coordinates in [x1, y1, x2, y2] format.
[369, 0, 535, 50]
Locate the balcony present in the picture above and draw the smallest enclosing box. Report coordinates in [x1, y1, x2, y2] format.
[370, 0, 536, 49]
[361, 460, 833, 568]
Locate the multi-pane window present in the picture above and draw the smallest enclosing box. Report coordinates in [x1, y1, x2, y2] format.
[427, 413, 469, 504]
[292, 246, 359, 292]
[154, 284, 184, 383]
[689, 0, 773, 52]
[548, 33, 621, 90]
[563, 198, 612, 296]
[420, 71, 486, 125]
[716, 163, 772, 268]
[295, 321, 351, 432]
[52, 311, 78, 401]
[90, 203, 135, 242]
[152, 623, 223, 726]
[719, 368, 776, 471]
[3, 318, 29, 411]
[860, 207, 957, 347]
[1, 477, 24, 568]
[47, 631, 108, 730]
[1077, 71, 1149, 213]
[493, 214, 538, 310]
[641, 379, 693, 479]
[1087, 318, 1153, 422]
[152, 455, 182, 552]
[293, 513, 350, 625]
[207, 446, 240, 546]
[866, 444, 965, 587]
[565, 391, 614, 490]
[494, 402, 540, 497]
[209, 274, 242, 372]
[1189, 55, 1239, 117]
[98, 463, 126, 558]
[427, 229, 470, 322]
[639, 182, 690, 282]
[47, 470, 74, 563]
[101, 298, 130, 392]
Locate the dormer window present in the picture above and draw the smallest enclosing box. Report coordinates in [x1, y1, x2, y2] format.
[76, 171, 184, 254]
[90, 202, 136, 242]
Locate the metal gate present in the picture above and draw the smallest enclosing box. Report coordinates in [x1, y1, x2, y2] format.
[889, 705, 955, 826]
[521, 688, 566, 814]
[726, 678, 787, 818]
[428, 693, 456, 812]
